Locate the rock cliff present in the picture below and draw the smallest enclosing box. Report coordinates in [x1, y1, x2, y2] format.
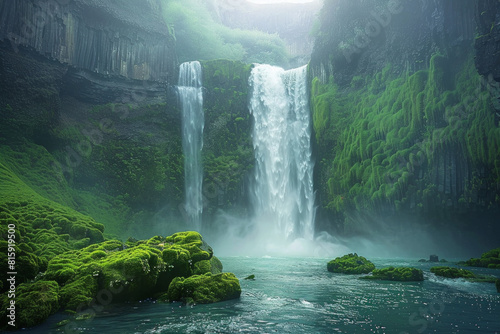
[0, 0, 177, 82]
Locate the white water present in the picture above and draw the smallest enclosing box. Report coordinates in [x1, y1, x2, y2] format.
[248, 64, 315, 243]
[178, 61, 204, 231]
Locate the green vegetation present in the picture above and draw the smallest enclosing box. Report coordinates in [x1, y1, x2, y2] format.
[0, 281, 60, 328]
[327, 253, 375, 274]
[310, 54, 500, 231]
[464, 247, 500, 269]
[161, 0, 289, 66]
[166, 272, 241, 304]
[0, 161, 105, 270]
[430, 266, 476, 279]
[0, 231, 239, 329]
[360, 267, 424, 281]
[201, 60, 254, 214]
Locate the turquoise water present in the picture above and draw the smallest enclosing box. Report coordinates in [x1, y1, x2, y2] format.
[25, 257, 499, 333]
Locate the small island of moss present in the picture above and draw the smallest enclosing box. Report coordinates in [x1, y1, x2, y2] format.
[360, 267, 424, 281]
[327, 253, 375, 274]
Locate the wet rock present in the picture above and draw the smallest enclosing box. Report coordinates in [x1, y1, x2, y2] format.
[327, 253, 375, 274]
[166, 272, 241, 304]
[430, 266, 476, 279]
[360, 267, 424, 281]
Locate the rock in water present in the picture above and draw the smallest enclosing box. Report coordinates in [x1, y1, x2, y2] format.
[327, 253, 375, 274]
[496, 279, 500, 293]
[430, 266, 476, 279]
[166, 272, 241, 304]
[429, 255, 439, 262]
[360, 267, 424, 281]
[0, 231, 240, 330]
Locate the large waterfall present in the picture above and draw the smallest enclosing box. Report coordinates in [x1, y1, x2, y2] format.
[248, 64, 315, 242]
[178, 61, 204, 231]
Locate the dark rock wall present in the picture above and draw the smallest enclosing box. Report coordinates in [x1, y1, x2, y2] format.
[310, 0, 476, 86]
[0, 0, 177, 82]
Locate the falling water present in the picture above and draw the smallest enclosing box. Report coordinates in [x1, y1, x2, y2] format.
[178, 61, 204, 231]
[248, 64, 315, 242]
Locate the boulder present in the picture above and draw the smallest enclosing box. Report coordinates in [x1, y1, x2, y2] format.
[327, 253, 375, 274]
[166, 272, 241, 304]
[430, 266, 476, 279]
[429, 255, 439, 262]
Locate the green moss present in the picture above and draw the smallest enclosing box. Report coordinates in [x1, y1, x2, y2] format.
[166, 272, 241, 304]
[0, 281, 59, 329]
[360, 267, 424, 281]
[327, 253, 375, 274]
[200, 60, 254, 214]
[430, 266, 476, 279]
[311, 53, 500, 230]
[193, 256, 223, 275]
[464, 247, 500, 269]
[0, 162, 106, 292]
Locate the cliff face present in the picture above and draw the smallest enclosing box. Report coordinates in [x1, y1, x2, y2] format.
[310, 0, 476, 86]
[309, 0, 500, 240]
[0, 0, 177, 81]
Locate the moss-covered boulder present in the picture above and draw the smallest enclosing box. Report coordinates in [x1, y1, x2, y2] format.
[44, 232, 219, 309]
[166, 272, 241, 304]
[360, 267, 424, 281]
[0, 281, 59, 330]
[430, 266, 476, 279]
[0, 230, 235, 329]
[464, 248, 500, 269]
[327, 253, 375, 274]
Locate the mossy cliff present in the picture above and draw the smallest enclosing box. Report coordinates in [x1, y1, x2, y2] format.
[309, 0, 500, 236]
[200, 60, 254, 220]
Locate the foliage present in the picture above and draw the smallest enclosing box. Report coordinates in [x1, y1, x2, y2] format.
[360, 267, 424, 281]
[464, 247, 500, 269]
[161, 0, 289, 66]
[327, 253, 375, 274]
[430, 266, 476, 279]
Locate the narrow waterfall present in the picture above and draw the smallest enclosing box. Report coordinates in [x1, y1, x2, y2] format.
[249, 64, 315, 241]
[178, 61, 204, 231]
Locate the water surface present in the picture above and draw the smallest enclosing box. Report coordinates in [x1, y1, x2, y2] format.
[25, 257, 500, 333]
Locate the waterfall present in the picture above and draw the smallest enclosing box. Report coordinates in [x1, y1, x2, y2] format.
[248, 64, 315, 241]
[178, 61, 204, 231]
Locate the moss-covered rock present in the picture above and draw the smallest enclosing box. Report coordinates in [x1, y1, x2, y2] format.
[42, 232, 227, 311]
[430, 266, 476, 279]
[0, 281, 59, 329]
[465, 247, 500, 269]
[360, 267, 424, 281]
[166, 272, 241, 304]
[327, 253, 375, 274]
